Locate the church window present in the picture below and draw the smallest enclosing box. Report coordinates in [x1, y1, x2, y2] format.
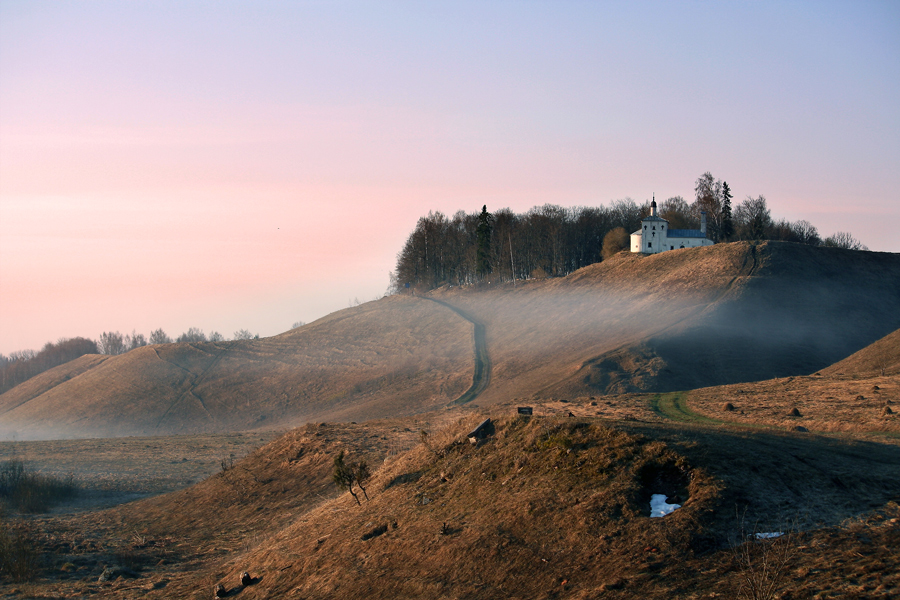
[670, 246, 674, 250]
[648, 242, 652, 248]
[652, 226, 656, 230]
[644, 225, 647, 230]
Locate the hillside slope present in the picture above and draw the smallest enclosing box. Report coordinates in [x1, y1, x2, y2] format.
[821, 328, 900, 377]
[430, 241, 900, 403]
[0, 297, 473, 440]
[1, 241, 898, 440]
[92, 414, 900, 599]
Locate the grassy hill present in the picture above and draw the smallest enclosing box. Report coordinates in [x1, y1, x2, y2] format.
[12, 409, 897, 599]
[3, 331, 899, 598]
[821, 328, 900, 378]
[432, 241, 900, 403]
[0, 297, 473, 440]
[1, 241, 898, 440]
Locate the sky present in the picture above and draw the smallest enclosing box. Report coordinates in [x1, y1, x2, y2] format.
[1, 1, 898, 355]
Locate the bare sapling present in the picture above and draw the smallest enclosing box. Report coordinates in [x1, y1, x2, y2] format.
[332, 450, 360, 505]
[732, 511, 797, 600]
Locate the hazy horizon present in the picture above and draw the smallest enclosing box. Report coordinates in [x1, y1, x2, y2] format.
[2, 1, 899, 355]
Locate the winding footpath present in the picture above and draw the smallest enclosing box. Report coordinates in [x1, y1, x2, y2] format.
[421, 297, 492, 405]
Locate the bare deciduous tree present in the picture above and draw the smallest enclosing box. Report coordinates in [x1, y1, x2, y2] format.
[98, 331, 126, 355]
[735, 195, 772, 240]
[659, 196, 692, 230]
[352, 460, 371, 501]
[177, 328, 207, 343]
[149, 328, 172, 344]
[823, 231, 868, 251]
[126, 330, 147, 351]
[332, 450, 360, 505]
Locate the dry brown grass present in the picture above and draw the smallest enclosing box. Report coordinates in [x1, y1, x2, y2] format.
[686, 375, 900, 439]
[1, 242, 898, 597]
[3, 242, 898, 442]
[0, 296, 473, 439]
[1, 409, 899, 599]
[430, 241, 900, 403]
[822, 328, 900, 378]
[0, 432, 281, 501]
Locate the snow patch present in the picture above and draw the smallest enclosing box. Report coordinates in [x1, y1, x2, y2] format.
[754, 532, 784, 539]
[649, 494, 680, 517]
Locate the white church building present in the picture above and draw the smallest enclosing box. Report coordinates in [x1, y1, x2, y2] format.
[630, 198, 714, 254]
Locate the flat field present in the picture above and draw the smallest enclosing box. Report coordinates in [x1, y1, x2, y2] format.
[0, 432, 282, 511]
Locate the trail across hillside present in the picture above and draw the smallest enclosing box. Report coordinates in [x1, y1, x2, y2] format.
[650, 392, 722, 425]
[421, 297, 491, 405]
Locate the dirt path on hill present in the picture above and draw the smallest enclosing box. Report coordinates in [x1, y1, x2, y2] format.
[421, 297, 491, 405]
[650, 392, 723, 425]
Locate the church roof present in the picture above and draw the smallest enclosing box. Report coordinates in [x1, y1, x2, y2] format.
[667, 229, 706, 238]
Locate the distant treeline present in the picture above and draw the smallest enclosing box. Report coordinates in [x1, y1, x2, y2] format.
[0, 337, 98, 395]
[392, 172, 867, 292]
[0, 327, 261, 396]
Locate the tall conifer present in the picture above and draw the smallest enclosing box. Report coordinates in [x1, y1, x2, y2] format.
[720, 181, 734, 242]
[476, 205, 493, 279]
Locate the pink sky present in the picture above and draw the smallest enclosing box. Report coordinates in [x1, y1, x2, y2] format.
[1, 1, 898, 355]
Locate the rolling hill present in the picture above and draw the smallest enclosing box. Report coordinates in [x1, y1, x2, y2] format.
[0, 297, 474, 439]
[430, 240, 900, 402]
[1, 241, 898, 440]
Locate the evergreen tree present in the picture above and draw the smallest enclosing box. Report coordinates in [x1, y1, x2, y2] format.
[476, 205, 493, 279]
[720, 181, 734, 242]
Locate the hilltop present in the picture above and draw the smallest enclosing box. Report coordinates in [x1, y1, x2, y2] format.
[1, 241, 898, 440]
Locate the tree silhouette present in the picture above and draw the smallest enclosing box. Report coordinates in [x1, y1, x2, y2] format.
[476, 205, 493, 279]
[149, 329, 172, 344]
[332, 450, 360, 505]
[352, 460, 371, 501]
[720, 181, 734, 241]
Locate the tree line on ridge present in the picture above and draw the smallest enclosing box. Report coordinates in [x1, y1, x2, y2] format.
[392, 172, 867, 293]
[0, 327, 262, 395]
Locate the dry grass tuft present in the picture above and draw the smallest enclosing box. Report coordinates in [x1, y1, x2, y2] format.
[0, 512, 41, 582]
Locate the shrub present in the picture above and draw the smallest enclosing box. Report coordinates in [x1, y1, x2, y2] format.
[732, 512, 797, 600]
[0, 513, 41, 582]
[0, 459, 77, 513]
